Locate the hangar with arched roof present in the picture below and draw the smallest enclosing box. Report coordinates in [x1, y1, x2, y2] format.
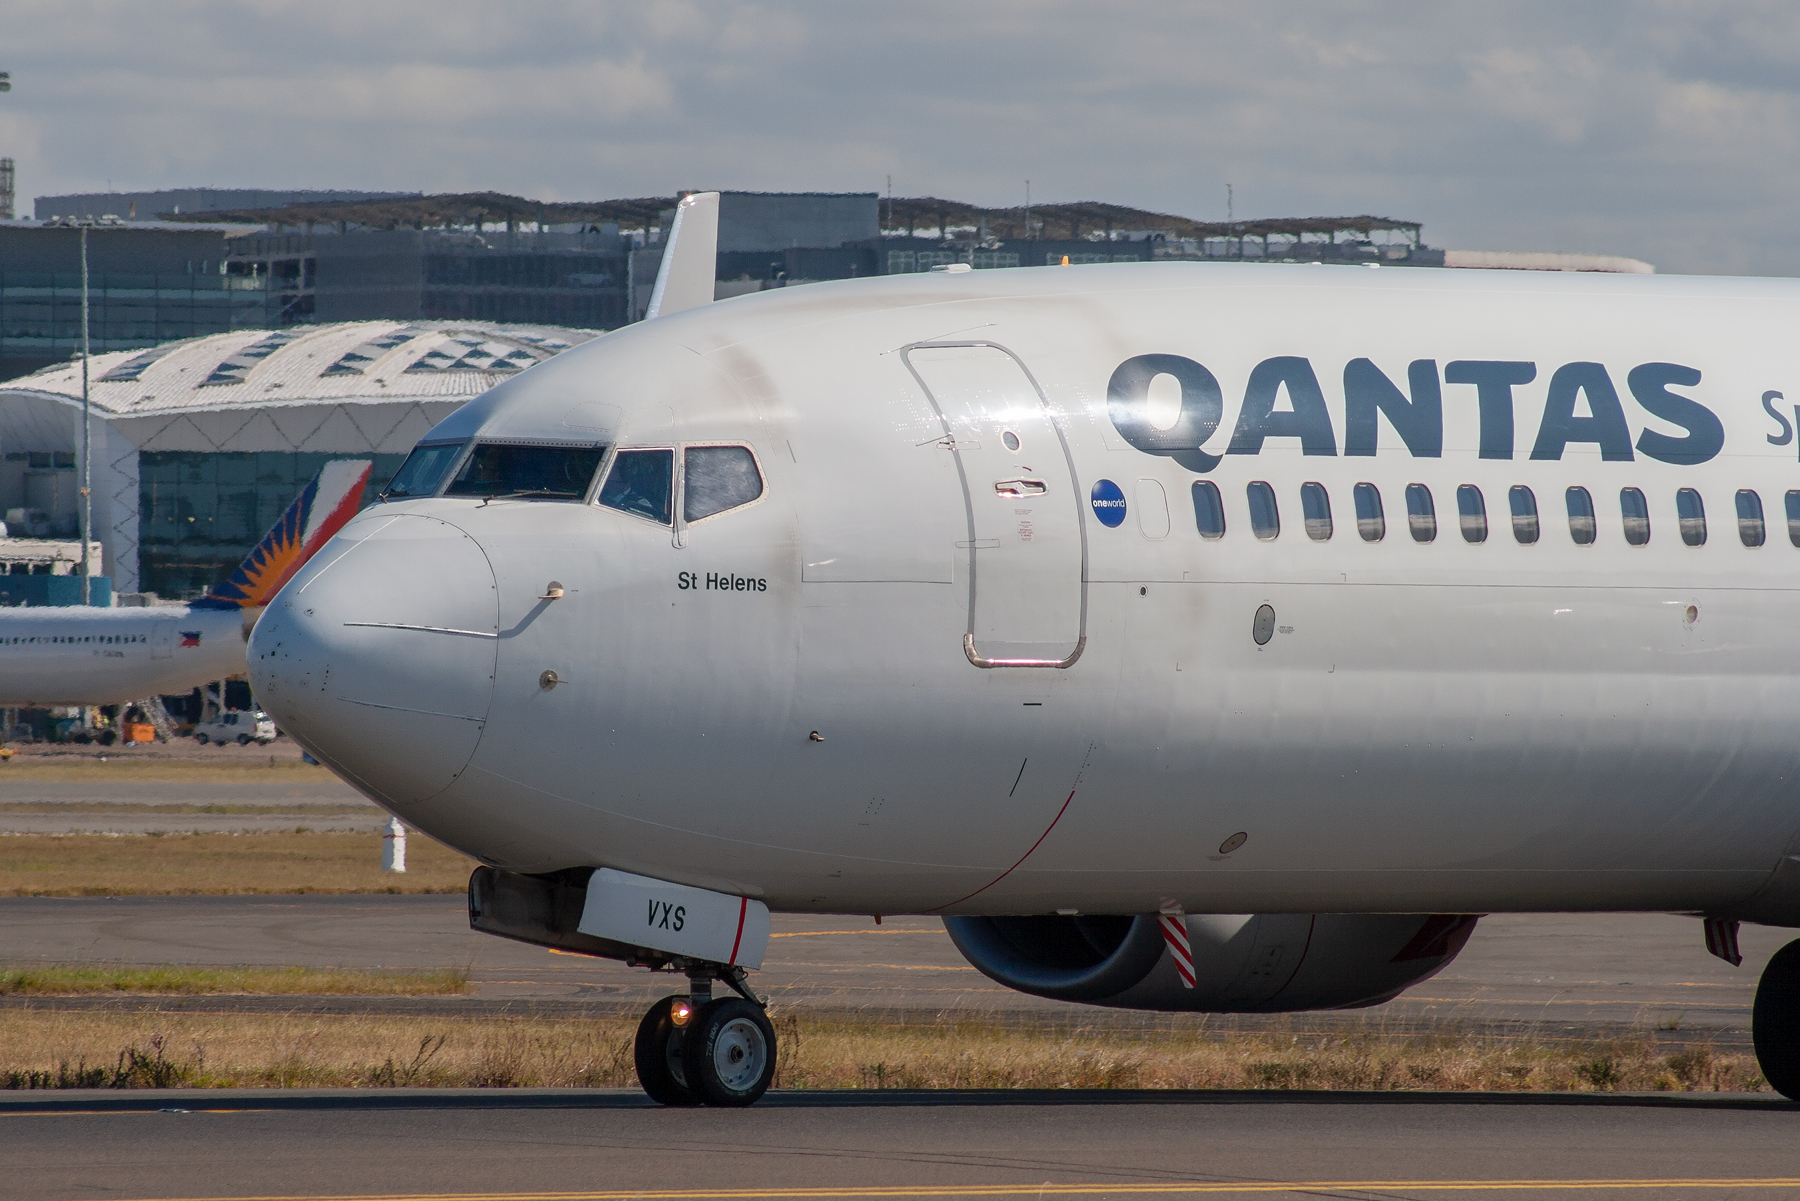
[0, 320, 598, 598]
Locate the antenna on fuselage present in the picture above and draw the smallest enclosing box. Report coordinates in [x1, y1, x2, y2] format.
[644, 191, 720, 320]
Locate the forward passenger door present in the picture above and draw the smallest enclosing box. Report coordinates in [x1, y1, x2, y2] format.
[903, 342, 1087, 667]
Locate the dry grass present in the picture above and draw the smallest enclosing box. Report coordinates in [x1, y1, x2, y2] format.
[0, 831, 475, 895]
[0, 758, 334, 784]
[0, 963, 468, 996]
[0, 1010, 1768, 1093]
[0, 802, 378, 815]
[767, 1016, 1767, 1093]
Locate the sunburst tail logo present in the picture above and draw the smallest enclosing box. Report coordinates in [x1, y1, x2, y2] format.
[192, 460, 373, 610]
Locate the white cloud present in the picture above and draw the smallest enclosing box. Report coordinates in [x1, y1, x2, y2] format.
[1463, 47, 1605, 145]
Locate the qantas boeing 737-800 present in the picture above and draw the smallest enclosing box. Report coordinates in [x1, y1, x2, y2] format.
[249, 194, 1800, 1106]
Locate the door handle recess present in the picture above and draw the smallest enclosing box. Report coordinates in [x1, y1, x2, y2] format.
[994, 479, 1047, 498]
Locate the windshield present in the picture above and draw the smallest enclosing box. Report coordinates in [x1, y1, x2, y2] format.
[383, 441, 467, 499]
[442, 442, 607, 501]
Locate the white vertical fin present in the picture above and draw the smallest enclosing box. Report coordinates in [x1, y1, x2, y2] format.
[645, 191, 720, 320]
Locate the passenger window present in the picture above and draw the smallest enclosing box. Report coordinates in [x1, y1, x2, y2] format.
[1405, 483, 1436, 543]
[1353, 482, 1385, 542]
[1509, 486, 1539, 544]
[683, 446, 763, 522]
[1456, 485, 1487, 544]
[1566, 486, 1596, 545]
[1300, 482, 1332, 541]
[1191, 481, 1225, 540]
[443, 442, 605, 501]
[597, 449, 675, 524]
[1675, 488, 1706, 547]
[1247, 481, 1280, 540]
[1620, 487, 1651, 546]
[1788, 491, 1800, 548]
[1737, 490, 1765, 548]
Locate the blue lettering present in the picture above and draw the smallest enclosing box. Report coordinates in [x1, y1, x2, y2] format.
[1530, 362, 1633, 462]
[1228, 357, 1337, 457]
[1343, 358, 1442, 458]
[1629, 363, 1721, 465]
[1106, 354, 1223, 472]
[1444, 361, 1535, 460]
[1763, 390, 1793, 447]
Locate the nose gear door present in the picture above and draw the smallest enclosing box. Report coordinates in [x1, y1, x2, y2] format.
[902, 342, 1087, 668]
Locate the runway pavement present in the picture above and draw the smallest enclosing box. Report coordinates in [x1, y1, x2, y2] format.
[0, 895, 1792, 1044]
[2, 1087, 1797, 1201]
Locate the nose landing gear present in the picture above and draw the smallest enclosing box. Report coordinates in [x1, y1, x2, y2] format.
[634, 965, 777, 1107]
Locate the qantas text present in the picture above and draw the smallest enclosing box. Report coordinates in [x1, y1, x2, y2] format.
[1106, 355, 1738, 471]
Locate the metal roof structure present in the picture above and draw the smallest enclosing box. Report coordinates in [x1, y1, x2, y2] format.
[5, 320, 599, 418]
[881, 197, 1420, 244]
[169, 192, 675, 232]
[164, 191, 1424, 247]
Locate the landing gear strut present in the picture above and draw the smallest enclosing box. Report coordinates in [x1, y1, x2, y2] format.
[1754, 938, 1800, 1100]
[633, 965, 776, 1107]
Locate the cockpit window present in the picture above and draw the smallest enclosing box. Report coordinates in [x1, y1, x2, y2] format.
[598, 449, 674, 524]
[442, 442, 605, 501]
[683, 446, 763, 522]
[383, 440, 467, 499]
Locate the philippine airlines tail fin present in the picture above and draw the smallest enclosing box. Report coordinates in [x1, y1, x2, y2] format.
[644, 191, 719, 320]
[192, 459, 373, 610]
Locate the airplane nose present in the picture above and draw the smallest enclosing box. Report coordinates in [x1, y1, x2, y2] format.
[249, 512, 498, 808]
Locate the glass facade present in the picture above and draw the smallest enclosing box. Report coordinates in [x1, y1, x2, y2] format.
[138, 451, 404, 599]
[0, 271, 275, 368]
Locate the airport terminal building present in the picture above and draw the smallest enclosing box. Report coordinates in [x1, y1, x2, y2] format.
[0, 320, 597, 599]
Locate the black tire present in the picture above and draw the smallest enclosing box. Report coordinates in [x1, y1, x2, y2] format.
[634, 995, 700, 1106]
[97, 730, 116, 747]
[681, 998, 776, 1107]
[1754, 938, 1800, 1100]
[194, 734, 208, 745]
[237, 734, 251, 746]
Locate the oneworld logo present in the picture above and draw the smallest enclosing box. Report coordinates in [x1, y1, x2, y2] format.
[1090, 479, 1127, 527]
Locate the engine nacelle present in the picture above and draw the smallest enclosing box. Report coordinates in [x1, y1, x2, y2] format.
[943, 912, 1478, 1012]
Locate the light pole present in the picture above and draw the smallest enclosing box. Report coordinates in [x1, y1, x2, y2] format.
[79, 221, 92, 605]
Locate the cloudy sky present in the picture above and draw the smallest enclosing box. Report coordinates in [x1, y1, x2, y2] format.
[2, 1, 1796, 274]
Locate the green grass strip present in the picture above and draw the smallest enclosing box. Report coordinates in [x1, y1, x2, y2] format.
[0, 963, 469, 996]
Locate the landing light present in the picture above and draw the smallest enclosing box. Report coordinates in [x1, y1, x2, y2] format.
[670, 999, 694, 1026]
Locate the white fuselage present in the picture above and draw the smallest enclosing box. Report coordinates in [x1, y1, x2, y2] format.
[251, 262, 1800, 919]
[0, 605, 250, 706]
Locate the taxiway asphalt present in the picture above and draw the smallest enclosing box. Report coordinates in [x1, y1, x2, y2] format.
[2, 1087, 1796, 1201]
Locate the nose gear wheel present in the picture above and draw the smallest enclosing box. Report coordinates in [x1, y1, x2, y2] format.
[681, 998, 776, 1107]
[633, 996, 702, 1107]
[633, 969, 776, 1107]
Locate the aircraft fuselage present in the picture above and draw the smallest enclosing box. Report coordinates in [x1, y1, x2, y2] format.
[251, 262, 1800, 921]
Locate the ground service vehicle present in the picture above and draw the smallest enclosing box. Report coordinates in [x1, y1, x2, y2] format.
[193, 709, 277, 746]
